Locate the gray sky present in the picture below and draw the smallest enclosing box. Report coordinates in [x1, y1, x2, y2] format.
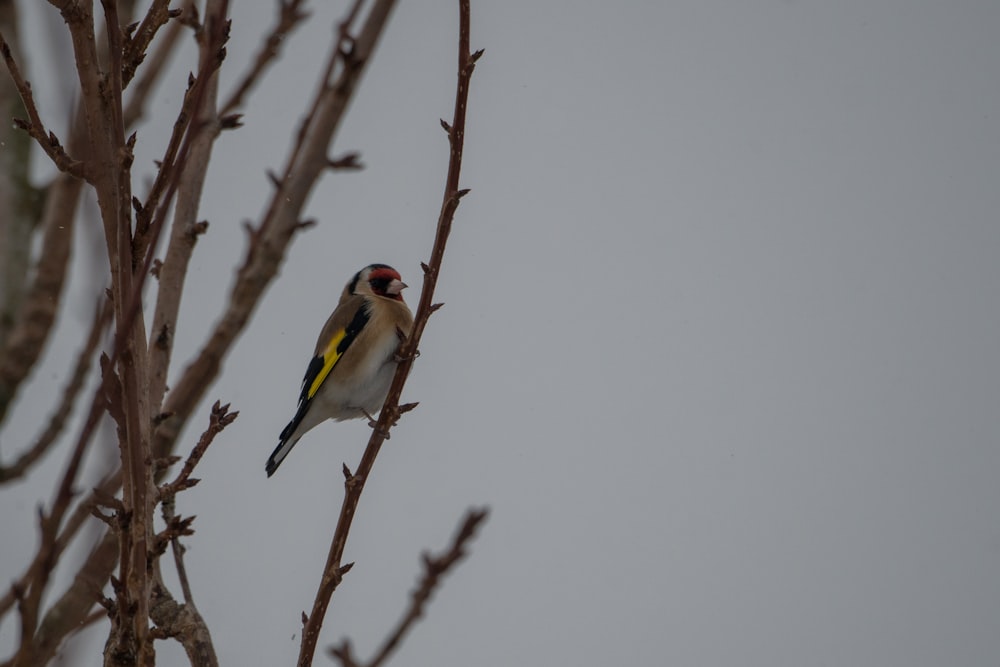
[2, 1, 999, 665]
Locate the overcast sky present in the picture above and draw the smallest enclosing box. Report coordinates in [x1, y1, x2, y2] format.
[2, 1, 999, 665]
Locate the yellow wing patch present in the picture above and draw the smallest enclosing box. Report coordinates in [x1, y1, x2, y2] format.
[308, 329, 347, 399]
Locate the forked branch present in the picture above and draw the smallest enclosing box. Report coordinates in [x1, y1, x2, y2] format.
[329, 508, 490, 667]
[0, 32, 86, 178]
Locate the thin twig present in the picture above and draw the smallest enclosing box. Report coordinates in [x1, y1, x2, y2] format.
[0, 185, 77, 424]
[144, 409, 229, 666]
[146, 3, 228, 414]
[219, 0, 311, 116]
[17, 527, 119, 666]
[329, 508, 489, 667]
[131, 75, 195, 246]
[123, 0, 196, 129]
[0, 2, 40, 356]
[6, 347, 121, 656]
[0, 474, 115, 624]
[0, 32, 86, 178]
[121, 0, 174, 87]
[132, 0, 225, 260]
[149, 491, 220, 667]
[0, 10, 106, 428]
[158, 400, 237, 501]
[298, 1, 481, 664]
[0, 171, 82, 427]
[0, 468, 121, 633]
[0, 298, 111, 483]
[167, 509, 196, 605]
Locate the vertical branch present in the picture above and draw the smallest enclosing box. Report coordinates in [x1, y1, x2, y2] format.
[144, 401, 236, 667]
[147, 0, 226, 416]
[102, 1, 155, 660]
[52, 0, 153, 662]
[0, 4, 210, 638]
[297, 2, 482, 665]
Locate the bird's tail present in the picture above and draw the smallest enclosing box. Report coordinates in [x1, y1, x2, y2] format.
[265, 434, 300, 477]
[267, 402, 313, 477]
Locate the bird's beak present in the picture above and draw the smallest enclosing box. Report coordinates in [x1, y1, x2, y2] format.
[386, 279, 407, 296]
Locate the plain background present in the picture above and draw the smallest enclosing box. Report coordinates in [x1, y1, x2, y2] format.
[2, 1, 999, 665]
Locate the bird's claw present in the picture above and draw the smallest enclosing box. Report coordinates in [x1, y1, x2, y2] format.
[394, 349, 419, 363]
[368, 421, 391, 439]
[362, 409, 392, 439]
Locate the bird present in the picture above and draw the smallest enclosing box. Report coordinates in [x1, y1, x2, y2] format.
[266, 264, 414, 477]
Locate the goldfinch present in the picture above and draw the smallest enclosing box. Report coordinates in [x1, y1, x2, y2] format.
[266, 264, 414, 477]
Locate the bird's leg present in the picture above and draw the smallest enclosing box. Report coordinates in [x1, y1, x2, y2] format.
[393, 326, 420, 363]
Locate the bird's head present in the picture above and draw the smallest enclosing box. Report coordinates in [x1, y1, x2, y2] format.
[348, 264, 408, 302]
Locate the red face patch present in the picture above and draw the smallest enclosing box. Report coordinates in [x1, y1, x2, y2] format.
[366, 266, 405, 300]
[368, 267, 402, 284]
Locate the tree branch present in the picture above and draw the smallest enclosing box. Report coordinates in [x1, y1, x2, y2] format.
[329, 508, 489, 667]
[0, 0, 42, 354]
[219, 0, 310, 116]
[122, 1, 195, 130]
[0, 32, 86, 178]
[6, 529, 120, 667]
[49, 1, 158, 660]
[146, 2, 226, 415]
[158, 400, 237, 501]
[298, 1, 481, 664]
[145, 400, 231, 667]
[121, 0, 175, 88]
[0, 298, 111, 483]
[149, 559, 218, 666]
[0, 171, 81, 426]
